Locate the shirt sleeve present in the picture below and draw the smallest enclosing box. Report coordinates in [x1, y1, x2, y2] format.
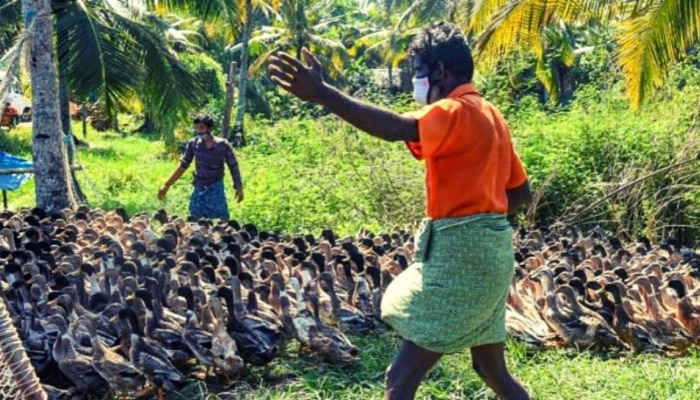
[402, 99, 459, 160]
[179, 140, 194, 170]
[223, 141, 243, 189]
[506, 145, 528, 189]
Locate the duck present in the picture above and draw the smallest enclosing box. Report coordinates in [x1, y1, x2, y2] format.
[664, 279, 700, 340]
[181, 308, 215, 370]
[603, 284, 668, 354]
[51, 315, 109, 397]
[555, 285, 626, 350]
[306, 291, 359, 365]
[217, 279, 278, 367]
[269, 272, 297, 338]
[120, 308, 188, 400]
[318, 272, 370, 335]
[211, 311, 245, 383]
[289, 277, 316, 352]
[304, 280, 359, 360]
[81, 317, 146, 397]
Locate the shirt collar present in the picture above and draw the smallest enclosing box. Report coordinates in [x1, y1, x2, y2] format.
[446, 83, 480, 99]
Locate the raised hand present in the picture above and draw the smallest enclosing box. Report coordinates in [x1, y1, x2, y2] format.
[268, 48, 327, 104]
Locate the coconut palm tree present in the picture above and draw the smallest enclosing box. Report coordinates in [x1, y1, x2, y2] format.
[54, 1, 206, 144]
[1, 0, 207, 143]
[470, 0, 700, 109]
[23, 0, 77, 212]
[230, 0, 348, 78]
[382, 0, 467, 28]
[161, 0, 278, 143]
[351, 0, 474, 90]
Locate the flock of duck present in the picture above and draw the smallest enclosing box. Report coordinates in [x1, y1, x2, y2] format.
[1, 206, 700, 398]
[507, 225, 700, 354]
[0, 207, 384, 399]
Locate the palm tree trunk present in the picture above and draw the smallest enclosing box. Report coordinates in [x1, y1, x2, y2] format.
[295, 0, 306, 59]
[22, 0, 77, 212]
[58, 67, 87, 204]
[222, 62, 236, 139]
[232, 0, 253, 146]
[136, 113, 155, 133]
[558, 64, 574, 105]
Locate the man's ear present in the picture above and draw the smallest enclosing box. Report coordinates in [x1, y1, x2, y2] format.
[434, 61, 447, 80]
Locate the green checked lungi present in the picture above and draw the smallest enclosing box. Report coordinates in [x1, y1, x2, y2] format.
[381, 213, 515, 353]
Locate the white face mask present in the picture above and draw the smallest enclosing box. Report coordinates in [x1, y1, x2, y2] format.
[195, 130, 210, 141]
[412, 76, 431, 106]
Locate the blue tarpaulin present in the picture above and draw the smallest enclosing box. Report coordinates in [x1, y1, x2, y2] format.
[0, 151, 33, 190]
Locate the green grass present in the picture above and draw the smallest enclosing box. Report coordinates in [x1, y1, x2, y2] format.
[161, 332, 700, 400]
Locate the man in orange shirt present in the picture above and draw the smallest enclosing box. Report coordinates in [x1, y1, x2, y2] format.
[269, 22, 531, 400]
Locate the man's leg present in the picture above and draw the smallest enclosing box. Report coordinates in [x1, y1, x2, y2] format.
[470, 343, 529, 400]
[385, 340, 442, 400]
[210, 181, 230, 221]
[188, 188, 202, 220]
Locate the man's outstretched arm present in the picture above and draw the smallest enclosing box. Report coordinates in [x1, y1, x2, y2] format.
[268, 48, 418, 143]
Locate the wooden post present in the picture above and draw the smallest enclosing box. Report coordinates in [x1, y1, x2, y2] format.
[2, 190, 6, 210]
[221, 62, 237, 140]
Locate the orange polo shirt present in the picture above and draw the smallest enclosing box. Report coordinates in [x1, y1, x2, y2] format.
[404, 83, 527, 220]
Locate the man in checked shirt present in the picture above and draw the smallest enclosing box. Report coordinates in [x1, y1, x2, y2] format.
[158, 113, 244, 221]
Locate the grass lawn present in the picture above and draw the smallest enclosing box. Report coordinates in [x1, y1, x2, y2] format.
[174, 331, 700, 400]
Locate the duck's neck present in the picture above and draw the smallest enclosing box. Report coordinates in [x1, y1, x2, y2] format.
[292, 283, 305, 314]
[231, 281, 246, 318]
[55, 332, 79, 358]
[540, 273, 556, 294]
[325, 281, 342, 315]
[199, 303, 215, 329]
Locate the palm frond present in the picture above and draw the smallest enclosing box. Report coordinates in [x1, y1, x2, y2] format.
[350, 29, 391, 57]
[0, 0, 21, 54]
[535, 49, 558, 101]
[226, 30, 283, 55]
[393, 0, 453, 32]
[382, 0, 411, 13]
[470, 0, 509, 34]
[0, 0, 19, 14]
[615, 0, 700, 108]
[109, 10, 207, 131]
[308, 34, 348, 56]
[0, 34, 25, 103]
[55, 1, 141, 118]
[159, 0, 240, 26]
[387, 28, 420, 67]
[312, 15, 347, 31]
[248, 46, 279, 74]
[472, 0, 599, 69]
[0, 33, 23, 71]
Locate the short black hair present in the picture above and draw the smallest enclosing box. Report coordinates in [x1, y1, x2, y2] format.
[193, 113, 215, 128]
[408, 21, 474, 82]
